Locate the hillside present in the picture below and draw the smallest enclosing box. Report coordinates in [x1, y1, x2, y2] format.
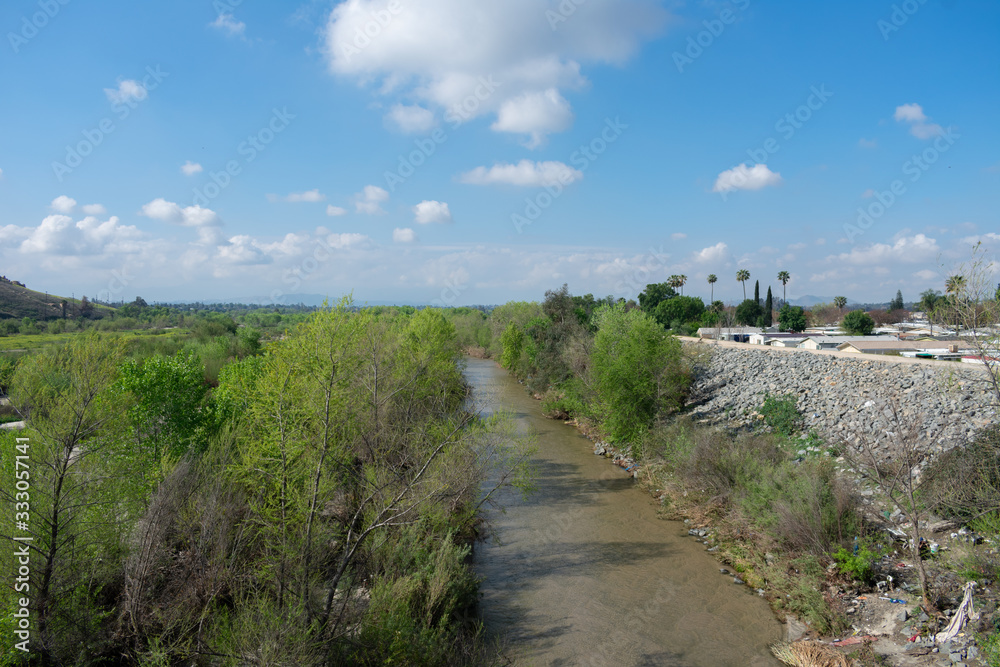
[0, 277, 105, 321]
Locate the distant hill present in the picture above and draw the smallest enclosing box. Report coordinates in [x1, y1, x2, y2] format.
[0, 278, 106, 321]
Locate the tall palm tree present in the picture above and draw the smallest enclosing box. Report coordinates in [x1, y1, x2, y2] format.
[678, 274, 687, 296]
[777, 271, 790, 305]
[834, 296, 847, 310]
[736, 269, 750, 301]
[945, 275, 966, 332]
[667, 274, 680, 293]
[707, 274, 717, 302]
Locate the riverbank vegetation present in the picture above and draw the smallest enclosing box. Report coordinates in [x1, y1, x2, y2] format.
[0, 300, 530, 665]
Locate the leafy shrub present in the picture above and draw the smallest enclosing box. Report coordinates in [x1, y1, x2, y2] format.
[759, 393, 802, 436]
[833, 537, 885, 584]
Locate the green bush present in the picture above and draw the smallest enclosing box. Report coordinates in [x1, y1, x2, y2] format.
[759, 393, 802, 436]
[833, 537, 885, 584]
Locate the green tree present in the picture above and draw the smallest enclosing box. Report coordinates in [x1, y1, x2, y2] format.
[591, 302, 688, 443]
[735, 299, 764, 326]
[889, 290, 904, 312]
[841, 309, 875, 335]
[117, 351, 209, 458]
[777, 270, 790, 304]
[677, 274, 687, 296]
[754, 280, 760, 306]
[764, 287, 773, 326]
[920, 289, 942, 334]
[833, 296, 847, 310]
[3, 334, 133, 660]
[652, 296, 705, 330]
[778, 304, 807, 332]
[736, 269, 750, 300]
[637, 283, 677, 313]
[707, 274, 717, 302]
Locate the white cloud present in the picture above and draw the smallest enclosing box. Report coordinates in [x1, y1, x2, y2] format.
[50, 196, 77, 213]
[104, 79, 147, 105]
[459, 160, 583, 187]
[18, 214, 144, 256]
[815, 238, 827, 246]
[490, 88, 574, 148]
[268, 189, 326, 203]
[216, 235, 270, 265]
[393, 227, 417, 243]
[181, 161, 203, 176]
[831, 233, 940, 266]
[140, 198, 221, 227]
[326, 205, 348, 217]
[671, 233, 687, 241]
[413, 200, 452, 224]
[82, 204, 106, 215]
[894, 103, 944, 139]
[787, 242, 806, 251]
[386, 104, 436, 134]
[323, 0, 666, 143]
[914, 269, 937, 281]
[693, 242, 729, 264]
[327, 232, 370, 248]
[210, 13, 246, 36]
[355, 185, 390, 214]
[713, 163, 782, 193]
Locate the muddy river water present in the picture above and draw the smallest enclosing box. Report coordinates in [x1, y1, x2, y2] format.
[465, 357, 783, 666]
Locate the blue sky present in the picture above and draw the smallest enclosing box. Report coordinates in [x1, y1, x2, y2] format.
[1, 0, 997, 306]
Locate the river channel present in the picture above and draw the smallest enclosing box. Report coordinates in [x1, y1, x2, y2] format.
[465, 357, 783, 666]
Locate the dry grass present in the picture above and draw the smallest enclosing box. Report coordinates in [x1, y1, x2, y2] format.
[771, 641, 850, 667]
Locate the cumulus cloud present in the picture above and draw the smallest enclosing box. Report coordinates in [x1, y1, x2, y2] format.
[894, 103, 944, 139]
[326, 205, 348, 217]
[413, 200, 452, 224]
[181, 161, 203, 176]
[268, 189, 326, 203]
[671, 233, 687, 241]
[355, 185, 389, 214]
[459, 160, 582, 187]
[104, 79, 147, 105]
[693, 242, 729, 264]
[18, 214, 144, 256]
[831, 233, 940, 265]
[216, 235, 270, 265]
[490, 89, 574, 148]
[323, 0, 666, 145]
[210, 13, 246, 36]
[140, 198, 221, 227]
[51, 196, 77, 213]
[393, 227, 417, 243]
[386, 104, 436, 134]
[712, 163, 782, 193]
[82, 204, 106, 215]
